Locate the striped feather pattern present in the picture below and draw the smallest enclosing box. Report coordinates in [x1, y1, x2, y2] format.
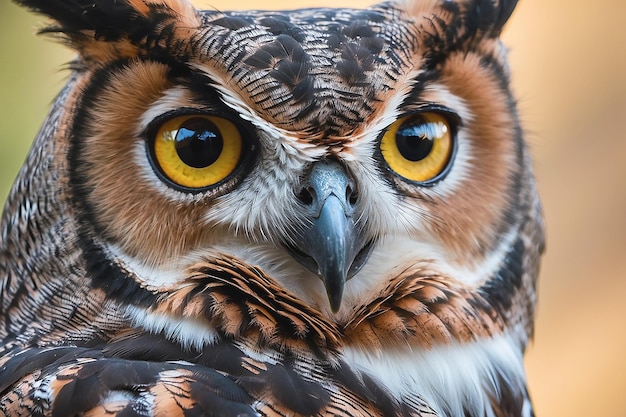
[0, 0, 542, 415]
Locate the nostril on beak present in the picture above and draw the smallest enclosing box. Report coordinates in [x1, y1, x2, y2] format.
[346, 184, 358, 207]
[297, 186, 315, 206]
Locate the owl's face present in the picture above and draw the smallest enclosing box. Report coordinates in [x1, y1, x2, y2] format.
[6, 0, 541, 342]
[44, 0, 534, 322]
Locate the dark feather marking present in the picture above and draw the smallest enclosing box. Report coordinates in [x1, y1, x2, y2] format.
[0, 346, 78, 393]
[243, 34, 314, 103]
[104, 334, 255, 378]
[259, 17, 306, 42]
[327, 359, 414, 417]
[245, 48, 278, 70]
[328, 359, 377, 403]
[361, 373, 411, 417]
[326, 24, 347, 51]
[3, 281, 36, 334]
[487, 365, 530, 417]
[188, 389, 257, 417]
[337, 42, 376, 84]
[290, 77, 316, 103]
[196, 343, 249, 376]
[342, 20, 377, 40]
[264, 361, 330, 415]
[399, 69, 441, 110]
[185, 371, 257, 417]
[479, 236, 525, 318]
[15, 0, 147, 38]
[82, 237, 158, 307]
[472, 51, 527, 243]
[246, 87, 286, 109]
[465, 0, 518, 39]
[182, 70, 236, 106]
[270, 56, 310, 86]
[493, 0, 519, 36]
[437, 0, 519, 52]
[227, 48, 250, 72]
[418, 14, 455, 68]
[211, 16, 254, 30]
[359, 36, 386, 57]
[103, 332, 191, 362]
[13, 0, 188, 62]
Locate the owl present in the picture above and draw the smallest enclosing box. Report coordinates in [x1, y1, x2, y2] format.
[0, 0, 544, 415]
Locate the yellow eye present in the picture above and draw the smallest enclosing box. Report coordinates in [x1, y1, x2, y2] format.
[151, 115, 243, 190]
[380, 112, 453, 183]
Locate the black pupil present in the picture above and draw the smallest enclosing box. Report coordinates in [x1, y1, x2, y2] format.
[175, 118, 223, 168]
[396, 118, 435, 162]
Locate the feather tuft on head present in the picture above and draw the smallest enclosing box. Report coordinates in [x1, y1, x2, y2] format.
[14, 0, 200, 62]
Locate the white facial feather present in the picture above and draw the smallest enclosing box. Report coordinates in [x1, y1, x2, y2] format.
[102, 242, 184, 287]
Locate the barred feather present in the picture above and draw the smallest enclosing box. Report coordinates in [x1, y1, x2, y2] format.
[0, 0, 542, 415]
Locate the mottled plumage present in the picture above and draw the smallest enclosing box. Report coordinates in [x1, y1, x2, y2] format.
[0, 0, 544, 415]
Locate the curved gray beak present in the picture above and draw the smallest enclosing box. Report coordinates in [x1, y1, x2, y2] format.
[286, 159, 374, 312]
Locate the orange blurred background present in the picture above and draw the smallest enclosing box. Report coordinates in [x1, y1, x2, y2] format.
[1, 0, 625, 416]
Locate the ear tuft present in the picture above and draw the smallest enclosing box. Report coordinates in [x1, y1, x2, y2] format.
[464, 0, 518, 38]
[494, 0, 517, 33]
[14, 0, 200, 63]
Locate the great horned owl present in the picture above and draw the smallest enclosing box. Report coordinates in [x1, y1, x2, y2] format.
[0, 0, 544, 416]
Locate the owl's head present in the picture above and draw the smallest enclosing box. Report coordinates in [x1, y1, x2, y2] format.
[9, 0, 542, 338]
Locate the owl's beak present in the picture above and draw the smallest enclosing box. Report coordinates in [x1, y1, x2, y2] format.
[287, 160, 373, 313]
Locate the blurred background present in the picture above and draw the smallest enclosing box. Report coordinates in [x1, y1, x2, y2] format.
[1, 0, 625, 415]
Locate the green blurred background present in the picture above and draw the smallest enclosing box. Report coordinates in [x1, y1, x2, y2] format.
[1, 0, 625, 416]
